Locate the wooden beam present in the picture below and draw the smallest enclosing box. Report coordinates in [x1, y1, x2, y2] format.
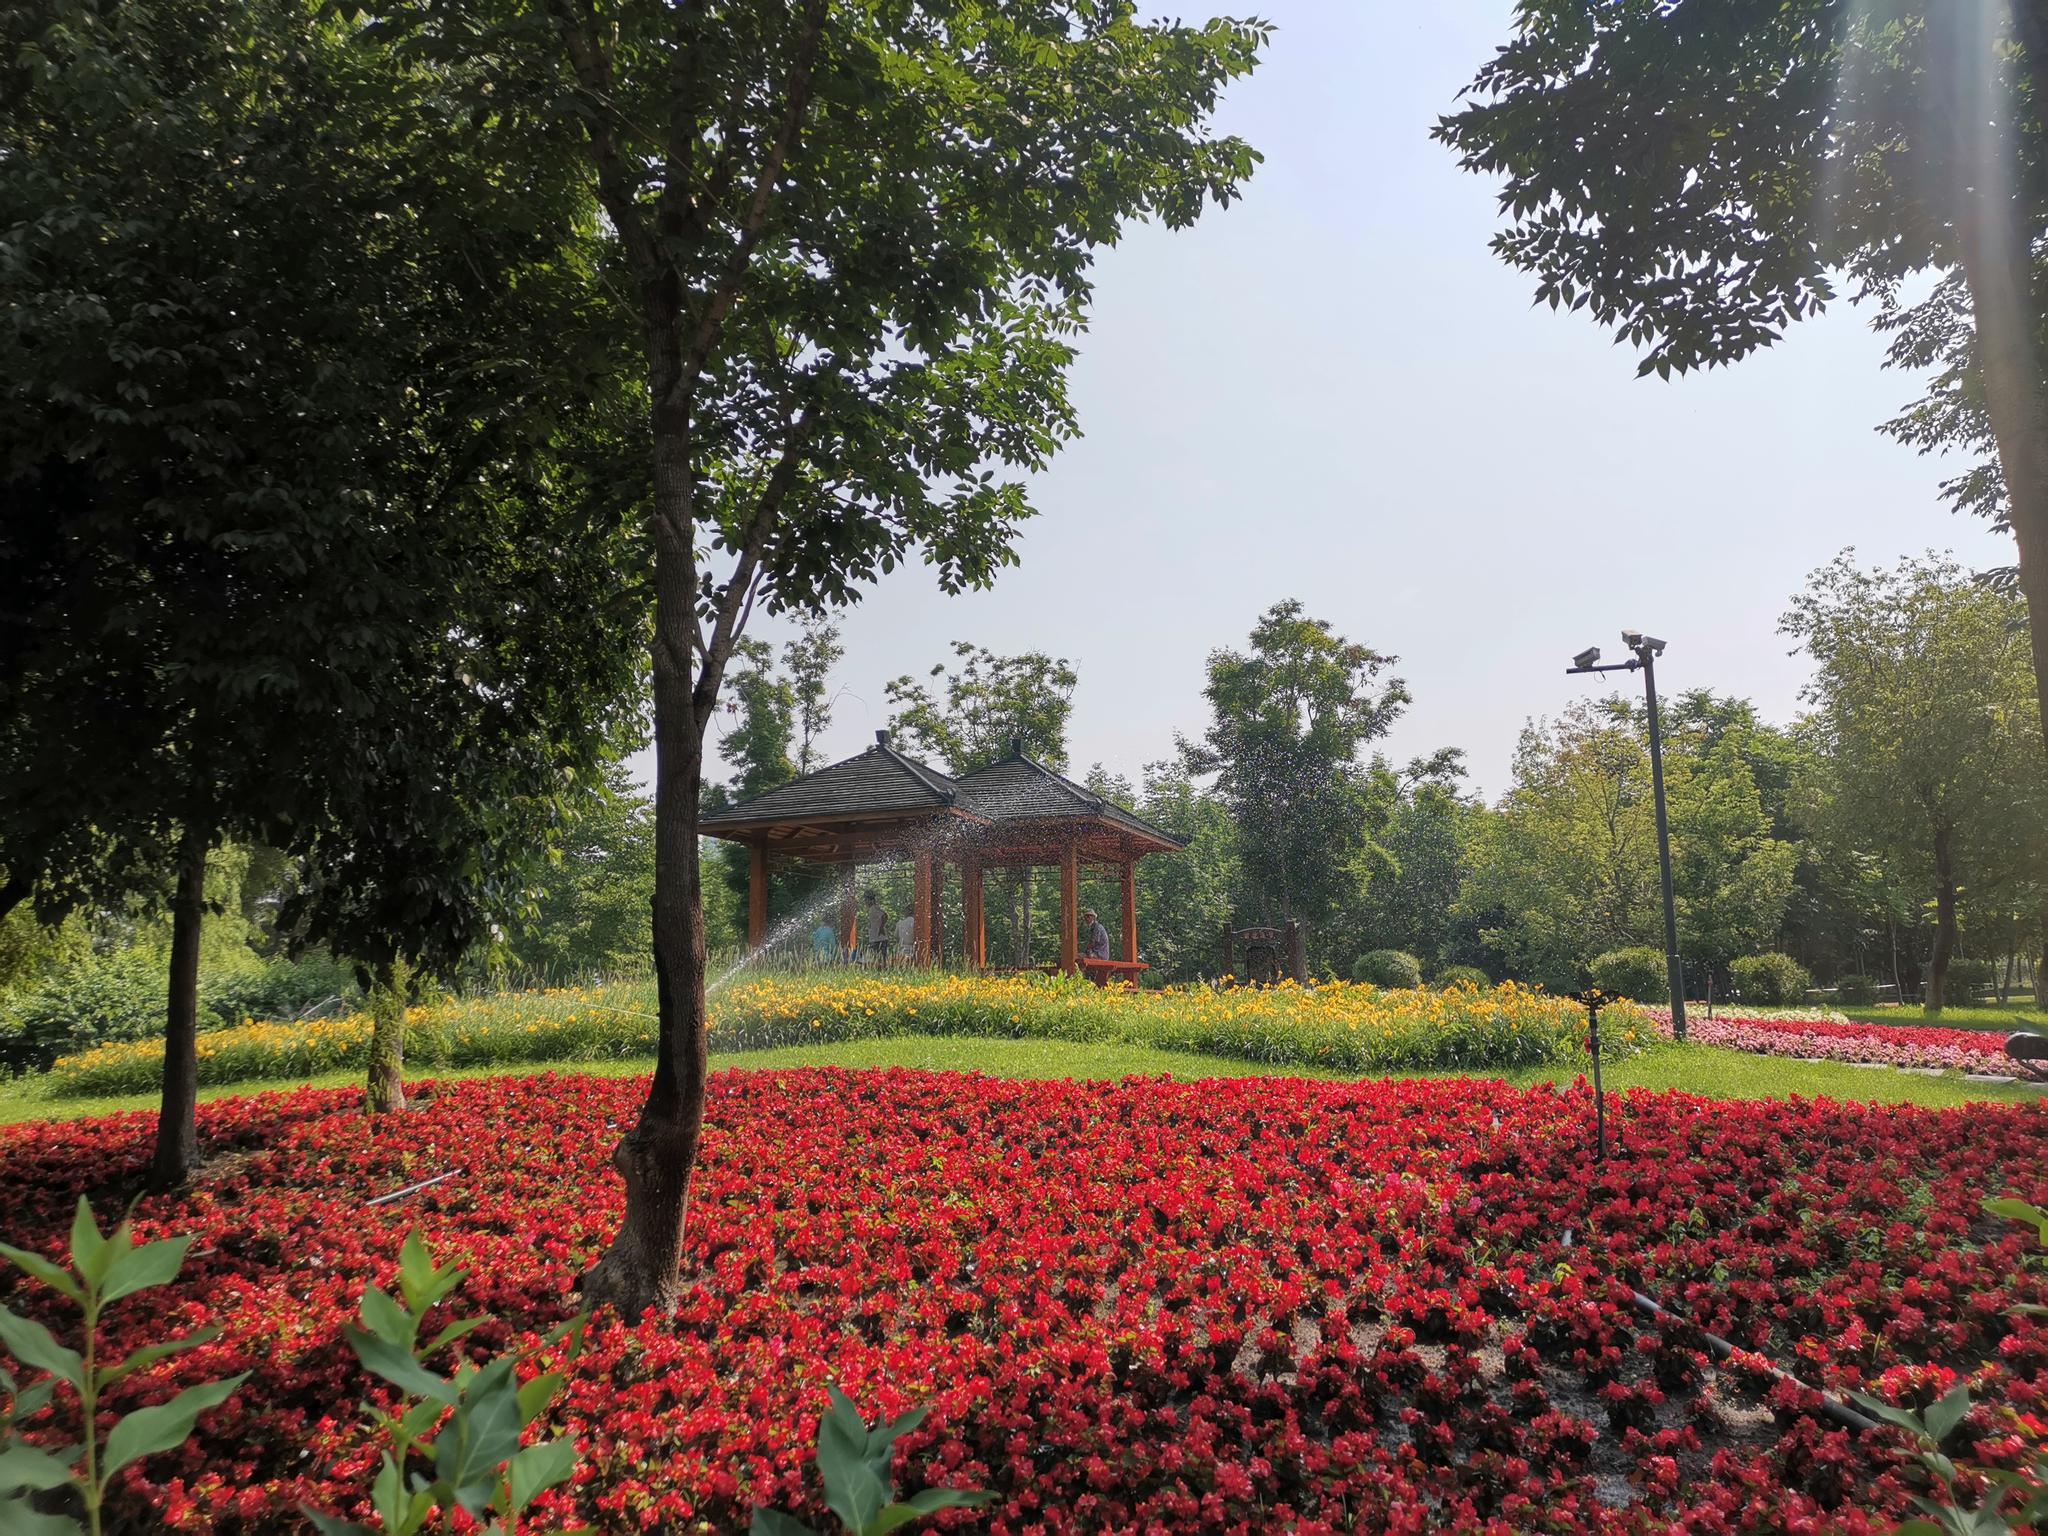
[913, 851, 934, 966]
[931, 860, 946, 965]
[748, 846, 769, 949]
[1121, 858, 1138, 964]
[1059, 841, 1079, 976]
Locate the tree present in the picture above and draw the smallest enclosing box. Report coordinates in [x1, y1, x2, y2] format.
[888, 643, 1079, 965]
[1181, 601, 1408, 972]
[785, 619, 845, 775]
[1465, 700, 1793, 992]
[1347, 750, 1486, 976]
[1130, 763, 1241, 982]
[393, 0, 1268, 1316]
[720, 640, 799, 802]
[1, 0, 642, 1177]
[1782, 552, 2043, 1011]
[1435, 1, 2048, 751]
[513, 761, 659, 980]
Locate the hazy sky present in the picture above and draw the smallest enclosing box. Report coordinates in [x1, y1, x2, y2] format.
[678, 1, 2015, 804]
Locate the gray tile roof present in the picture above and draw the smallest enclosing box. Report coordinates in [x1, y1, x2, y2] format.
[700, 735, 1183, 851]
[699, 733, 958, 829]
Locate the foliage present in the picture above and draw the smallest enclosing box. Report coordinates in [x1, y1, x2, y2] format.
[304, 1233, 584, 1536]
[1130, 763, 1240, 982]
[2, 1074, 2043, 1529]
[723, 640, 800, 803]
[1729, 953, 1813, 1007]
[0, 1199, 245, 1536]
[44, 973, 1644, 1096]
[1182, 602, 1407, 970]
[1783, 554, 2044, 1011]
[1350, 950, 1422, 989]
[510, 761, 657, 981]
[1435, 965, 1492, 990]
[0, 0, 645, 1182]
[785, 621, 846, 777]
[1837, 974, 1882, 1006]
[750, 1387, 991, 1536]
[1343, 750, 1485, 975]
[886, 643, 1078, 774]
[1944, 958, 1998, 1001]
[0, 948, 357, 1077]
[1468, 702, 1794, 990]
[1590, 948, 1669, 1004]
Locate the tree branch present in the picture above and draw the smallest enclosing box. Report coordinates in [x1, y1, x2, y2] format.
[677, 0, 829, 393]
[548, 0, 660, 282]
[692, 395, 824, 725]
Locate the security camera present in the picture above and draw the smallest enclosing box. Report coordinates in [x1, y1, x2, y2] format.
[1572, 646, 1602, 670]
[1620, 629, 1642, 649]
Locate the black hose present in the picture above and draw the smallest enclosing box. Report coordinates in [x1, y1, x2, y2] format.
[1625, 1286, 1879, 1434]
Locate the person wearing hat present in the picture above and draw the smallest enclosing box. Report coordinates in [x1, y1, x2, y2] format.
[1081, 907, 1111, 961]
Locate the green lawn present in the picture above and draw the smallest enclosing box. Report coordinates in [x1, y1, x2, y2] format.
[1, 1036, 2038, 1127]
[1839, 1000, 2042, 1033]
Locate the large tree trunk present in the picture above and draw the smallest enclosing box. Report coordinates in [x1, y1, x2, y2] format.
[2036, 892, 2048, 1009]
[366, 958, 407, 1115]
[0, 872, 28, 925]
[580, 361, 710, 1320]
[1926, 824, 1960, 1016]
[149, 825, 208, 1191]
[1945, 33, 2048, 778]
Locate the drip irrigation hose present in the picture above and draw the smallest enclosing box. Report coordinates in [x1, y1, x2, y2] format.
[366, 1169, 462, 1207]
[1624, 1286, 1878, 1433]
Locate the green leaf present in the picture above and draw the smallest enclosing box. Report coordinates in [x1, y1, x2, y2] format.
[67, 1201, 111, 1289]
[750, 1509, 818, 1536]
[101, 1236, 191, 1304]
[505, 1436, 578, 1511]
[103, 1326, 222, 1384]
[0, 1441, 80, 1493]
[6, 1378, 56, 1421]
[0, 1492, 83, 1535]
[0, 1243, 83, 1305]
[867, 1487, 999, 1535]
[100, 1372, 248, 1481]
[298, 1508, 375, 1536]
[823, 1459, 892, 1536]
[430, 1371, 524, 1514]
[370, 1450, 435, 1535]
[0, 1305, 84, 1390]
[345, 1327, 456, 1405]
[1983, 1197, 2048, 1246]
[358, 1287, 415, 1350]
[515, 1369, 565, 1426]
[1846, 1389, 1932, 1441]
[394, 1233, 464, 1316]
[1922, 1382, 1971, 1444]
[418, 1315, 487, 1358]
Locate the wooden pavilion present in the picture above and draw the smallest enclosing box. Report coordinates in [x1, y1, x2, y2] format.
[699, 731, 1184, 977]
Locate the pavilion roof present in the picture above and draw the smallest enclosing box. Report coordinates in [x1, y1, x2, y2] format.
[699, 733, 1183, 858]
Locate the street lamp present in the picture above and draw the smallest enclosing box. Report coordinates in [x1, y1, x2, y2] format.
[1566, 632, 1687, 1042]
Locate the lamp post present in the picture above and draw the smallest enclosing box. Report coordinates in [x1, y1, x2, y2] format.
[1567, 632, 1687, 1042]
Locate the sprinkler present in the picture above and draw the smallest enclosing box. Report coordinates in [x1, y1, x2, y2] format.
[1573, 987, 1614, 1162]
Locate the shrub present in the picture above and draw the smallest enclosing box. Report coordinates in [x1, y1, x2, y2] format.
[1944, 958, 1997, 1000]
[1351, 950, 1422, 988]
[1729, 953, 1812, 1006]
[1589, 947, 1667, 1002]
[1434, 965, 1491, 990]
[1835, 973, 1880, 1006]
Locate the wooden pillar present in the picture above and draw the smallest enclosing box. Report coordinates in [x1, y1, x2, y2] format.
[914, 850, 934, 967]
[964, 858, 985, 968]
[748, 846, 769, 949]
[1121, 858, 1138, 964]
[840, 864, 857, 955]
[931, 861, 946, 965]
[1059, 843, 1080, 975]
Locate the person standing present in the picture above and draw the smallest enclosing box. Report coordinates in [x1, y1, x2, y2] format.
[861, 889, 891, 966]
[893, 909, 917, 966]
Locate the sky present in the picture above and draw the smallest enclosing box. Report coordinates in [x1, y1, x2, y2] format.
[675, 1, 2017, 805]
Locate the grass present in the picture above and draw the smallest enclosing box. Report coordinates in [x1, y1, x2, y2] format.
[1839, 999, 2043, 1033]
[1, 1036, 2038, 1127]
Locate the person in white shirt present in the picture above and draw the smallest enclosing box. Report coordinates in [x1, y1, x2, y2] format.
[894, 911, 917, 964]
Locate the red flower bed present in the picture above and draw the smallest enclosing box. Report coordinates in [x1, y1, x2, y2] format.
[2, 1071, 2044, 1533]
